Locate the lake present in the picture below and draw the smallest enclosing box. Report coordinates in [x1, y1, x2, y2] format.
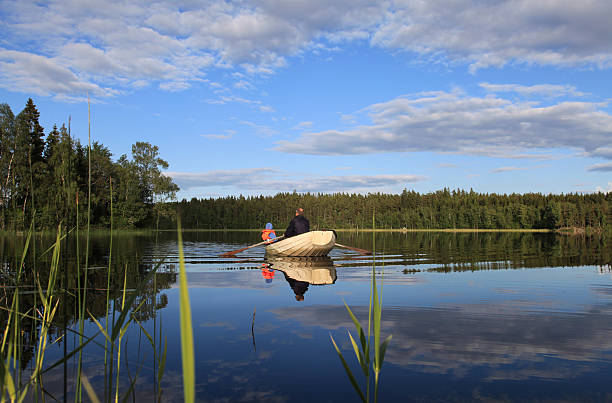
[1, 231, 612, 402]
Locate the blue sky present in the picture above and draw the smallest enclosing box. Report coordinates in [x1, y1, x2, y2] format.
[1, 0, 611, 200]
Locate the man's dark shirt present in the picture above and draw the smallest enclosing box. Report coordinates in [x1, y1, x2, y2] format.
[284, 215, 310, 237]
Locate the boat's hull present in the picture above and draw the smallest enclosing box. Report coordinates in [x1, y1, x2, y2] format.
[265, 230, 336, 257]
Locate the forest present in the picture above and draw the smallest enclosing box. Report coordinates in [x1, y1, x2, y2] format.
[169, 190, 611, 232]
[1, 98, 610, 233]
[0, 98, 178, 231]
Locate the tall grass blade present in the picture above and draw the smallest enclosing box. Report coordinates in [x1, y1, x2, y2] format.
[115, 264, 129, 403]
[373, 275, 381, 371]
[342, 301, 367, 357]
[104, 177, 114, 398]
[347, 331, 368, 376]
[87, 311, 112, 343]
[17, 221, 33, 280]
[251, 307, 256, 353]
[81, 374, 101, 403]
[109, 262, 162, 341]
[39, 331, 101, 376]
[330, 335, 366, 403]
[157, 337, 167, 403]
[120, 348, 143, 403]
[133, 317, 155, 348]
[177, 219, 195, 403]
[379, 335, 392, 366]
[2, 361, 16, 402]
[331, 209, 391, 403]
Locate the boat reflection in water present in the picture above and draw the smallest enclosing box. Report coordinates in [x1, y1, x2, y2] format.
[265, 256, 337, 301]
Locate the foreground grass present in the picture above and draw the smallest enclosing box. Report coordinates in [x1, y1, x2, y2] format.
[330, 213, 392, 403]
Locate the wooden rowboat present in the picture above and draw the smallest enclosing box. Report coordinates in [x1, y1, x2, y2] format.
[265, 230, 336, 257]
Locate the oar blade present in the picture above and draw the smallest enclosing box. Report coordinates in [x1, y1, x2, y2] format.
[220, 247, 248, 258]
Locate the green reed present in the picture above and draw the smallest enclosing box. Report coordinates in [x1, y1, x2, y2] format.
[75, 94, 92, 402]
[1, 222, 32, 402]
[330, 212, 392, 403]
[1, 101, 173, 403]
[0, 224, 99, 402]
[177, 219, 195, 403]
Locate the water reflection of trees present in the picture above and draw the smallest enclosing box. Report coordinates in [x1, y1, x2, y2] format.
[339, 231, 611, 270]
[0, 233, 176, 373]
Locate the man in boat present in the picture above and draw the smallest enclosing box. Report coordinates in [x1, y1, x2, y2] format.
[284, 208, 310, 238]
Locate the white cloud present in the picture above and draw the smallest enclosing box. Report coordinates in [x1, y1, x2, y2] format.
[273, 303, 612, 379]
[373, 0, 612, 71]
[0, 0, 382, 97]
[588, 162, 612, 172]
[0, 50, 118, 100]
[201, 130, 235, 140]
[259, 105, 275, 113]
[489, 153, 562, 161]
[480, 83, 585, 98]
[240, 120, 277, 136]
[2, 1, 612, 98]
[206, 95, 274, 113]
[491, 166, 529, 173]
[292, 121, 314, 130]
[166, 168, 277, 189]
[166, 169, 425, 193]
[590, 148, 612, 159]
[234, 80, 255, 90]
[276, 90, 612, 157]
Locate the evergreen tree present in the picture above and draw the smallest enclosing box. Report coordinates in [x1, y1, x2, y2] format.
[0, 104, 15, 229]
[18, 98, 45, 165]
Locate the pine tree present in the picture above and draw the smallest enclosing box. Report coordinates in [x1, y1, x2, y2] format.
[0, 104, 15, 229]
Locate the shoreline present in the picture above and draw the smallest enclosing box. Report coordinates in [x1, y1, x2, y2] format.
[159, 228, 555, 233]
[3, 227, 607, 235]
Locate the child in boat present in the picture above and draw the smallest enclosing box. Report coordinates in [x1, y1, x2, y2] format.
[261, 222, 277, 243]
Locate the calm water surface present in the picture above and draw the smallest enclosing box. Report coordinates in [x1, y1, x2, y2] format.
[2, 231, 612, 402]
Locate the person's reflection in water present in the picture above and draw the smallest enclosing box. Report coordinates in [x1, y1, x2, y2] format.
[261, 263, 275, 283]
[283, 272, 309, 301]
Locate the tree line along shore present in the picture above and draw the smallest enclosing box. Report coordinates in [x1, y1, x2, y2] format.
[1, 98, 178, 231]
[1, 98, 610, 233]
[167, 190, 610, 233]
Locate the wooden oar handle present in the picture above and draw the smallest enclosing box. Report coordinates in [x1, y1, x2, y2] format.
[220, 236, 285, 257]
[335, 242, 372, 255]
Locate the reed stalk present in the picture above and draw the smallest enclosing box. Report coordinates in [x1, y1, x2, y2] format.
[0, 103, 173, 403]
[330, 211, 392, 403]
[31, 228, 62, 397]
[104, 178, 113, 402]
[76, 93, 92, 402]
[1, 223, 32, 402]
[177, 219, 195, 403]
[115, 264, 128, 403]
[75, 189, 81, 402]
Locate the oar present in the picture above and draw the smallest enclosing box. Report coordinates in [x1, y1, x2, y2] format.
[335, 243, 372, 255]
[220, 236, 285, 257]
